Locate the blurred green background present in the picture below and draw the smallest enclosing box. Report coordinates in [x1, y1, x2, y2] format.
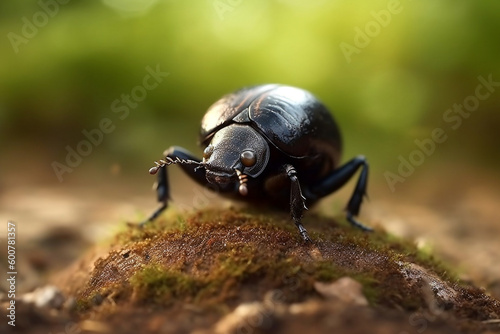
[0, 0, 499, 188]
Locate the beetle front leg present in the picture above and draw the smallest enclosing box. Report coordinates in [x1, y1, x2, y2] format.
[308, 155, 372, 231]
[140, 146, 207, 226]
[140, 164, 168, 225]
[284, 164, 311, 243]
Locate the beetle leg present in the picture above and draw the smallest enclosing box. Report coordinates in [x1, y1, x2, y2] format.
[308, 155, 372, 231]
[140, 146, 207, 226]
[284, 164, 311, 243]
[140, 164, 169, 226]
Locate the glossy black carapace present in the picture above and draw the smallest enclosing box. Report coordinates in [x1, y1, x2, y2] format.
[143, 84, 371, 242]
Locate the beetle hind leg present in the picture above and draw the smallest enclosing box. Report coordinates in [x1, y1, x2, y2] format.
[309, 155, 372, 231]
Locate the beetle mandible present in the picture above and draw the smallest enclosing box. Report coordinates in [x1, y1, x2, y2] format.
[143, 84, 371, 242]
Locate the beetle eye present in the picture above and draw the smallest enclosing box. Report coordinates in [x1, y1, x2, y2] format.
[203, 145, 214, 160]
[240, 150, 256, 167]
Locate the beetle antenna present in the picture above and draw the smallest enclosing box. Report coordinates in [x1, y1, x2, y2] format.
[149, 157, 202, 175]
[235, 169, 249, 196]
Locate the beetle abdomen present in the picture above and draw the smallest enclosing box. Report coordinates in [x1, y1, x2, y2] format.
[246, 86, 341, 160]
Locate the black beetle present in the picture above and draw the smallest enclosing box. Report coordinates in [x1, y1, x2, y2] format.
[143, 84, 371, 242]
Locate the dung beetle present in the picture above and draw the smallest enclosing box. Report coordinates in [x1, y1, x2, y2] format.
[143, 84, 371, 242]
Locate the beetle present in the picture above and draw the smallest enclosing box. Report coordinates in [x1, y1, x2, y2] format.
[143, 84, 371, 242]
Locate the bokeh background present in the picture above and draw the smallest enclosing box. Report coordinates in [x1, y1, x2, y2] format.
[1, 0, 499, 290]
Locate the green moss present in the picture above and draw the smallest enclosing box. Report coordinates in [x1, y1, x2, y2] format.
[77, 207, 469, 313]
[112, 209, 188, 247]
[76, 284, 120, 312]
[75, 293, 95, 312]
[129, 264, 200, 304]
[311, 261, 341, 282]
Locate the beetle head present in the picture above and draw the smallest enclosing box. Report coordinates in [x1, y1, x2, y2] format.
[203, 124, 270, 194]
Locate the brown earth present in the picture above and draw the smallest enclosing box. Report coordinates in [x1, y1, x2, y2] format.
[2, 207, 500, 334]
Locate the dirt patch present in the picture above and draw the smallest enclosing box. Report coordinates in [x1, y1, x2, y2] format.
[4, 208, 500, 333]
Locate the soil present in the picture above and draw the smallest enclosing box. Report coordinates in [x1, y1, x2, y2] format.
[2, 207, 500, 334]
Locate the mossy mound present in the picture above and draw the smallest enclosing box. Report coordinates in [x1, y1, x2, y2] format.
[67, 208, 499, 332]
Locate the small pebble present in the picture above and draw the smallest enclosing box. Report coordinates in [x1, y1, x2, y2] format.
[21, 285, 65, 309]
[314, 277, 368, 306]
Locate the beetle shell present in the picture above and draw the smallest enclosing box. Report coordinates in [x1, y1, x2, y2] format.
[200, 84, 343, 165]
